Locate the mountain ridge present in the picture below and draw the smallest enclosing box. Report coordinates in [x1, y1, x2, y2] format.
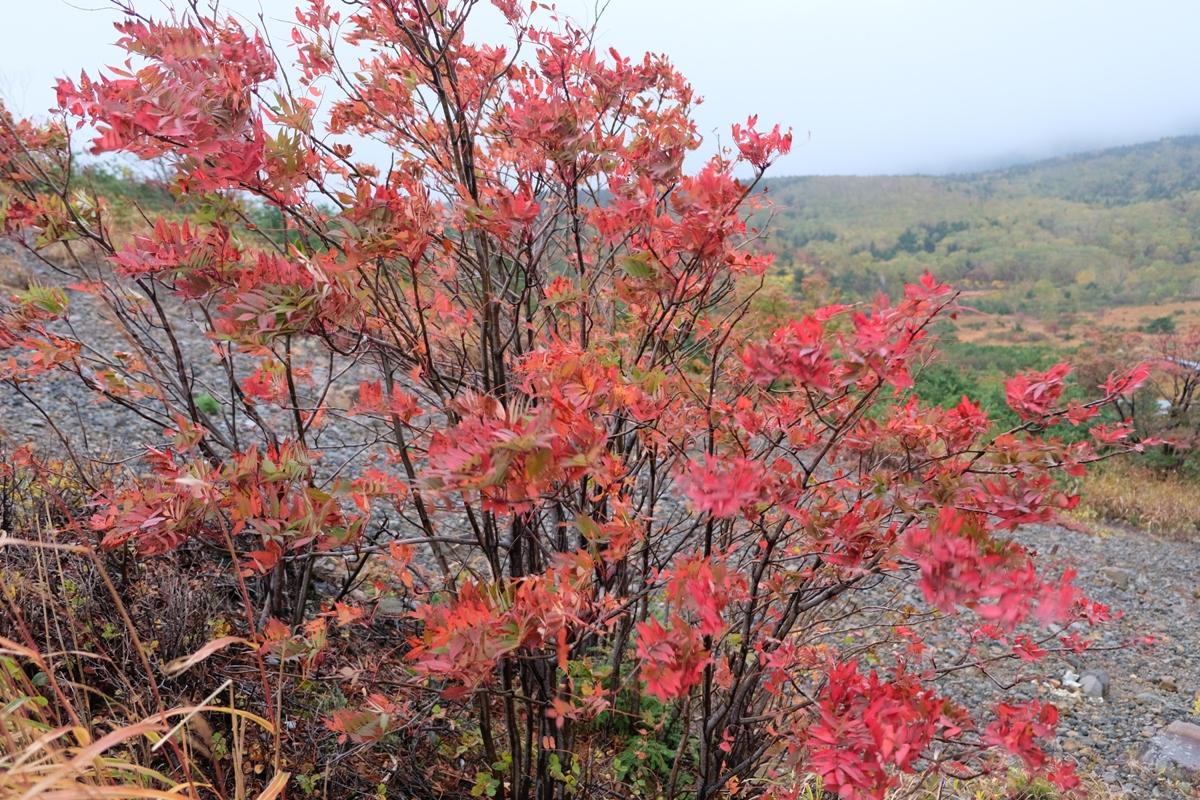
[765, 133, 1200, 184]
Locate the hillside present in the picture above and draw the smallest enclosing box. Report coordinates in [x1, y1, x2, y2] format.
[762, 136, 1200, 338]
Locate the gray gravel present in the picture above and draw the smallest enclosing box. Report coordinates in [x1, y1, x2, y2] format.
[907, 522, 1200, 798]
[1011, 523, 1200, 798]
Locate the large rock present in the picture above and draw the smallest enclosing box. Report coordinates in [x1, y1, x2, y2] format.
[1079, 668, 1111, 699]
[1099, 566, 1133, 589]
[1140, 720, 1200, 772]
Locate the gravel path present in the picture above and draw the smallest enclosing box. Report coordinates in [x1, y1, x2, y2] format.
[1010, 523, 1200, 798]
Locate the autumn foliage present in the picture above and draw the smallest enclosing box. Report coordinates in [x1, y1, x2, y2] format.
[0, 2, 1155, 798]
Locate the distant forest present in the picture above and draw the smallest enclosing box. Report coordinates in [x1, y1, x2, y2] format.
[761, 136, 1200, 316]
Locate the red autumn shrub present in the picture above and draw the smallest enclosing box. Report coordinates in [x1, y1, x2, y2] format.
[0, 2, 1153, 798]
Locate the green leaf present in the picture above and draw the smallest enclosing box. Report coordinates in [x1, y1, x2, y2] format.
[194, 392, 221, 415]
[18, 285, 67, 315]
[575, 515, 602, 542]
[619, 253, 656, 280]
[525, 447, 552, 479]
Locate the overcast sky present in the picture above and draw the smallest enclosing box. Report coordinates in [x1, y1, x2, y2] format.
[3, 0, 1199, 176]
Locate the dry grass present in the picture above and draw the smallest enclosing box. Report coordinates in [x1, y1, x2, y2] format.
[0, 532, 288, 800]
[953, 297, 1200, 346]
[1086, 299, 1200, 331]
[1073, 460, 1200, 539]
